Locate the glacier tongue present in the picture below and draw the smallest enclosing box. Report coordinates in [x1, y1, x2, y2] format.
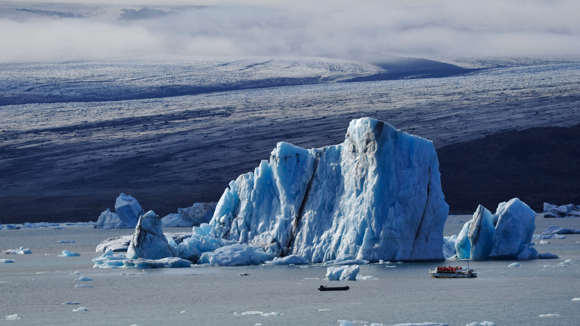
[208, 118, 449, 262]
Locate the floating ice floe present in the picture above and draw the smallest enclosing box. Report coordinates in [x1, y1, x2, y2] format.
[75, 284, 92, 288]
[59, 250, 80, 257]
[96, 193, 144, 229]
[72, 307, 89, 312]
[57, 240, 75, 243]
[93, 249, 190, 268]
[356, 275, 377, 280]
[22, 222, 60, 228]
[234, 311, 283, 317]
[385, 265, 396, 268]
[63, 301, 81, 305]
[2, 247, 31, 254]
[542, 225, 580, 235]
[539, 240, 550, 244]
[467, 322, 496, 326]
[326, 265, 359, 281]
[543, 202, 580, 218]
[533, 234, 566, 240]
[0, 259, 15, 263]
[539, 314, 559, 317]
[161, 202, 217, 227]
[5, 314, 20, 320]
[508, 262, 521, 267]
[265, 255, 310, 265]
[572, 298, 580, 301]
[455, 198, 557, 260]
[75, 276, 93, 281]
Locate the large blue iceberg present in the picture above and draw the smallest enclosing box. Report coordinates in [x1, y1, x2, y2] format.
[177, 118, 449, 263]
[455, 198, 557, 260]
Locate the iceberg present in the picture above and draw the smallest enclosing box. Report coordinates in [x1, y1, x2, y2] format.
[162, 202, 217, 227]
[543, 202, 580, 218]
[2, 247, 32, 255]
[442, 235, 457, 259]
[59, 250, 80, 257]
[96, 193, 144, 229]
[533, 234, 565, 240]
[127, 211, 176, 260]
[197, 244, 275, 266]
[0, 259, 15, 263]
[455, 198, 549, 260]
[206, 118, 448, 263]
[92, 248, 191, 268]
[542, 225, 580, 234]
[326, 265, 360, 281]
[265, 255, 310, 265]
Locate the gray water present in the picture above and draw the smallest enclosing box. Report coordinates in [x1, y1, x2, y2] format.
[1, 216, 579, 326]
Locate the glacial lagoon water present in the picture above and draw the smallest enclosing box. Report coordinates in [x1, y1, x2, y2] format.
[1, 216, 579, 326]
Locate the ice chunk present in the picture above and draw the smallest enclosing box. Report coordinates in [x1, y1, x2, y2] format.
[59, 250, 80, 257]
[123, 257, 191, 269]
[542, 225, 580, 234]
[210, 118, 448, 263]
[57, 240, 75, 243]
[0, 259, 15, 263]
[324, 259, 369, 266]
[2, 247, 31, 254]
[197, 244, 275, 266]
[326, 265, 359, 281]
[75, 284, 92, 288]
[543, 202, 580, 218]
[75, 276, 93, 281]
[127, 211, 175, 260]
[63, 301, 81, 305]
[508, 262, 521, 267]
[539, 314, 559, 317]
[266, 255, 310, 265]
[338, 321, 354, 326]
[538, 252, 559, 259]
[467, 322, 496, 326]
[533, 234, 565, 239]
[96, 193, 144, 229]
[539, 240, 550, 244]
[162, 202, 217, 227]
[236, 311, 283, 317]
[356, 275, 377, 280]
[468, 205, 495, 260]
[456, 198, 540, 260]
[72, 307, 89, 312]
[5, 314, 20, 320]
[572, 298, 580, 301]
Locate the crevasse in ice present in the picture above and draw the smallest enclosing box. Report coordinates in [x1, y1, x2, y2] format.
[181, 118, 448, 263]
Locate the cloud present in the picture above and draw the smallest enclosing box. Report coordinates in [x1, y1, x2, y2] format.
[1, 0, 579, 63]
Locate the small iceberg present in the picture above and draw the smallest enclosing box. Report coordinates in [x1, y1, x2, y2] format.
[75, 276, 93, 281]
[571, 298, 580, 301]
[265, 255, 310, 265]
[72, 307, 89, 312]
[2, 247, 32, 255]
[542, 225, 580, 234]
[5, 314, 20, 320]
[543, 202, 580, 218]
[356, 275, 377, 280]
[508, 262, 521, 268]
[75, 284, 92, 288]
[0, 259, 15, 263]
[234, 311, 283, 317]
[96, 193, 144, 229]
[467, 322, 496, 326]
[59, 250, 80, 257]
[539, 314, 559, 318]
[63, 301, 81, 305]
[161, 202, 217, 227]
[326, 265, 359, 281]
[57, 240, 75, 243]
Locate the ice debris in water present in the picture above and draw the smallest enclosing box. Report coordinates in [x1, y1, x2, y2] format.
[0, 259, 15, 263]
[467, 322, 496, 326]
[63, 301, 81, 305]
[161, 202, 217, 227]
[456, 198, 557, 260]
[324, 258, 369, 265]
[57, 240, 75, 243]
[356, 275, 377, 280]
[5, 314, 20, 320]
[72, 271, 80, 275]
[265, 255, 310, 265]
[75, 276, 93, 281]
[234, 311, 283, 317]
[533, 234, 565, 240]
[539, 314, 559, 317]
[539, 240, 550, 244]
[59, 250, 80, 257]
[318, 309, 331, 311]
[96, 193, 144, 229]
[508, 262, 521, 267]
[571, 298, 580, 301]
[326, 265, 359, 281]
[75, 284, 93, 288]
[2, 247, 32, 254]
[543, 202, 580, 218]
[542, 225, 580, 234]
[189, 118, 448, 264]
[197, 244, 275, 266]
[339, 322, 447, 326]
[72, 307, 89, 312]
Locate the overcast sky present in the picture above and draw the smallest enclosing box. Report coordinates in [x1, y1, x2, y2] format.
[1, 0, 579, 62]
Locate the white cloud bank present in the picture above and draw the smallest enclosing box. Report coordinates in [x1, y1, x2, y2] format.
[1, 0, 579, 62]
